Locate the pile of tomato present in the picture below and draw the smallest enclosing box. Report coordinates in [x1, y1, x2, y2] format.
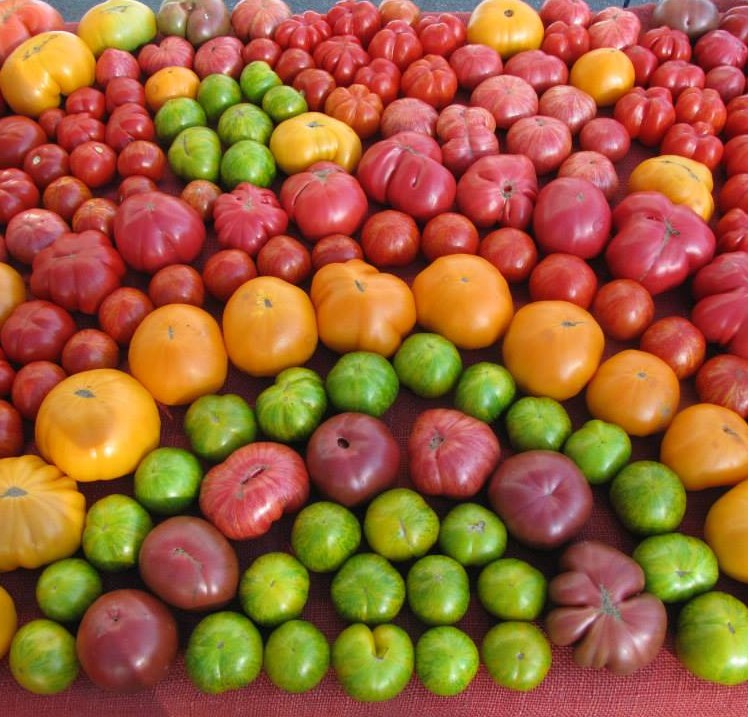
[3, 0, 748, 705]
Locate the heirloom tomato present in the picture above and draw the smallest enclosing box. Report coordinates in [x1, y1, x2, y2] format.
[368, 19, 422, 71]
[652, 0, 718, 40]
[4, 207, 66, 266]
[393, 332, 462, 399]
[503, 48, 568, 94]
[77, 0, 157, 56]
[324, 83, 383, 139]
[591, 279, 654, 342]
[695, 354, 748, 418]
[528, 253, 598, 308]
[157, 0, 231, 47]
[660, 122, 724, 171]
[541, 20, 590, 65]
[0, 0, 63, 65]
[128, 303, 228, 406]
[0, 31, 96, 117]
[359, 209, 420, 267]
[613, 87, 676, 148]
[639, 315, 706, 380]
[704, 480, 748, 583]
[694, 28, 748, 72]
[470, 73, 538, 130]
[144, 65, 201, 112]
[569, 47, 634, 107]
[61, 328, 120, 374]
[538, 0, 591, 26]
[22, 142, 68, 189]
[416, 11, 466, 57]
[502, 300, 604, 401]
[0, 454, 85, 572]
[325, 351, 399, 417]
[34, 368, 161, 483]
[11, 359, 66, 421]
[325, 0, 380, 47]
[640, 24, 691, 63]
[400, 53, 458, 110]
[312, 34, 370, 87]
[1, 298, 76, 365]
[273, 10, 332, 51]
[587, 6, 640, 49]
[558, 150, 619, 201]
[292, 67, 336, 111]
[256, 234, 312, 285]
[466, 0, 544, 59]
[230, 0, 292, 41]
[649, 60, 706, 101]
[0, 169, 38, 224]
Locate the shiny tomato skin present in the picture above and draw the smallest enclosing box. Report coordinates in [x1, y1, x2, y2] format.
[71, 197, 118, 236]
[0, 115, 46, 169]
[558, 150, 619, 201]
[292, 67, 337, 111]
[42, 176, 93, 223]
[591, 279, 655, 342]
[10, 359, 67, 421]
[116, 140, 167, 182]
[4, 207, 69, 265]
[695, 353, 748, 417]
[95, 47, 141, 87]
[22, 143, 70, 190]
[640, 315, 706, 380]
[1, 299, 77, 365]
[448, 43, 502, 91]
[578, 116, 631, 162]
[505, 114, 572, 176]
[61, 328, 120, 374]
[528, 253, 598, 309]
[116, 175, 158, 202]
[360, 209, 420, 268]
[180, 179, 222, 222]
[97, 286, 154, 346]
[421, 212, 479, 262]
[65, 87, 106, 119]
[201, 249, 258, 303]
[310, 233, 364, 270]
[0, 168, 39, 225]
[148, 264, 205, 308]
[478, 227, 538, 283]
[256, 234, 312, 285]
[55, 113, 106, 154]
[68, 141, 117, 189]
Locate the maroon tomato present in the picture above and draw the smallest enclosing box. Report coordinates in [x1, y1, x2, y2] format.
[528, 252, 598, 308]
[305, 412, 400, 507]
[116, 175, 159, 202]
[557, 150, 619, 202]
[705, 64, 746, 103]
[448, 43, 502, 91]
[505, 114, 573, 176]
[639, 315, 706, 380]
[105, 103, 156, 153]
[435, 103, 500, 177]
[138, 516, 239, 612]
[61, 328, 120, 374]
[532, 176, 611, 258]
[274, 46, 315, 84]
[693, 28, 748, 71]
[65, 87, 106, 119]
[591, 278, 655, 342]
[478, 227, 538, 283]
[68, 141, 118, 189]
[326, 0, 381, 48]
[649, 60, 705, 100]
[202, 248, 258, 302]
[22, 143, 70, 190]
[470, 73, 538, 130]
[55, 113, 106, 153]
[503, 49, 569, 95]
[0, 168, 39, 225]
[379, 96, 438, 137]
[488, 450, 593, 550]
[578, 116, 631, 162]
[541, 20, 590, 66]
[312, 34, 370, 86]
[587, 7, 641, 50]
[367, 18, 423, 70]
[719, 173, 748, 215]
[640, 25, 692, 63]
[116, 140, 167, 182]
[148, 264, 206, 307]
[242, 37, 282, 65]
[0, 360, 16, 396]
[71, 197, 118, 236]
[4, 207, 69, 265]
[199, 441, 310, 540]
[310, 232, 364, 270]
[180, 179, 223, 222]
[138, 35, 195, 75]
[193, 35, 245, 79]
[407, 407, 501, 499]
[720, 4, 748, 43]
[255, 234, 312, 285]
[37, 108, 65, 142]
[274, 10, 332, 52]
[359, 209, 420, 268]
[353, 57, 401, 107]
[97, 286, 154, 346]
[659, 121, 724, 171]
[11, 359, 67, 421]
[42, 175, 93, 223]
[695, 353, 748, 418]
[420, 212, 479, 261]
[76, 589, 179, 693]
[104, 77, 147, 112]
[0, 115, 46, 169]
[1, 299, 76, 365]
[95, 47, 141, 87]
[0, 399, 23, 458]
[537, 84, 596, 135]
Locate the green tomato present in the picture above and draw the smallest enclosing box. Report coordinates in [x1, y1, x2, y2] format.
[438, 502, 507, 567]
[453, 361, 516, 423]
[504, 395, 572, 452]
[184, 611, 263, 694]
[363, 487, 440, 562]
[81, 494, 153, 572]
[633, 532, 719, 603]
[183, 393, 257, 462]
[392, 332, 463, 399]
[239, 60, 282, 104]
[331, 553, 405, 624]
[9, 619, 79, 695]
[255, 366, 328, 443]
[263, 619, 330, 693]
[676, 591, 748, 685]
[332, 623, 414, 702]
[406, 554, 470, 626]
[35, 558, 103, 623]
[291, 500, 361, 573]
[609, 460, 687, 536]
[563, 418, 632, 485]
[239, 552, 310, 627]
[154, 96, 207, 145]
[220, 138, 277, 189]
[133, 446, 204, 515]
[261, 84, 308, 123]
[481, 621, 552, 692]
[325, 351, 399, 417]
[415, 626, 479, 697]
[477, 557, 547, 621]
[168, 125, 222, 183]
[197, 73, 243, 124]
[217, 102, 274, 146]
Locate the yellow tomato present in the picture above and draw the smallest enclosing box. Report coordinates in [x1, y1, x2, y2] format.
[269, 111, 363, 175]
[412, 254, 514, 350]
[144, 65, 201, 112]
[0, 30, 96, 117]
[76, 0, 157, 56]
[128, 303, 228, 406]
[0, 585, 17, 658]
[704, 479, 748, 582]
[585, 349, 680, 437]
[466, 0, 544, 59]
[0, 454, 86, 571]
[0, 263, 26, 329]
[628, 154, 715, 221]
[501, 300, 605, 401]
[569, 48, 635, 107]
[35, 368, 161, 482]
[660, 403, 748, 491]
[223, 275, 318, 377]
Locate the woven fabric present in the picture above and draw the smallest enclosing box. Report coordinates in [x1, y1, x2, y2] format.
[3, 1, 748, 715]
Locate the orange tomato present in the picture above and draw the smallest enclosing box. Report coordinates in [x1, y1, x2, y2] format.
[569, 48, 635, 107]
[310, 259, 415, 357]
[466, 0, 544, 59]
[704, 479, 748, 582]
[412, 253, 514, 350]
[128, 303, 228, 405]
[501, 300, 605, 401]
[585, 348, 680, 437]
[0, 584, 17, 657]
[0, 263, 26, 329]
[660, 403, 748, 491]
[223, 275, 318, 377]
[144, 65, 200, 112]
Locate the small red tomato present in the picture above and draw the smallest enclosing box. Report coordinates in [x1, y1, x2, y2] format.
[22, 143, 70, 189]
[578, 117, 631, 162]
[639, 315, 706, 380]
[105, 76, 147, 113]
[11, 360, 67, 421]
[360, 209, 420, 267]
[69, 141, 118, 188]
[695, 353, 748, 418]
[61, 328, 121, 374]
[37, 108, 65, 141]
[0, 398, 23, 457]
[148, 264, 206, 307]
[201, 249, 258, 303]
[116, 140, 167, 182]
[1, 299, 77, 365]
[66, 87, 107, 119]
[591, 278, 655, 342]
[256, 234, 313, 285]
[4, 207, 69, 265]
[72, 197, 119, 236]
[421, 212, 479, 261]
[478, 227, 538, 283]
[528, 253, 598, 308]
[310, 233, 364, 270]
[97, 286, 154, 346]
[55, 113, 106, 153]
[96, 47, 141, 87]
[180, 179, 222, 222]
[42, 176, 93, 222]
[242, 37, 282, 66]
[116, 175, 158, 203]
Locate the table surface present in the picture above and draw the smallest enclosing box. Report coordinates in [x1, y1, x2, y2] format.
[3, 1, 748, 715]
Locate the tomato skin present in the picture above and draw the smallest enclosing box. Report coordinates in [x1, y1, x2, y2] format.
[42, 175, 93, 223]
[649, 60, 706, 101]
[1, 299, 77, 365]
[10, 359, 66, 421]
[4, 206, 69, 265]
[591, 278, 655, 342]
[256, 234, 312, 285]
[292, 67, 336, 111]
[368, 19, 423, 70]
[360, 209, 420, 267]
[541, 20, 590, 65]
[675, 86, 727, 134]
[0, 168, 39, 224]
[503, 49, 568, 95]
[478, 227, 538, 283]
[448, 43, 502, 91]
[659, 122, 724, 171]
[569, 47, 635, 107]
[22, 143, 69, 189]
[202, 248, 258, 302]
[613, 87, 676, 148]
[505, 114, 572, 176]
[312, 34, 370, 86]
[324, 84, 383, 139]
[0, 115, 46, 169]
[528, 253, 598, 309]
[68, 141, 117, 188]
[401, 53, 458, 110]
[467, 0, 545, 60]
[587, 6, 641, 49]
[578, 116, 630, 162]
[97, 286, 154, 346]
[416, 11, 466, 57]
[71, 197, 118, 236]
[148, 264, 205, 308]
[695, 353, 748, 417]
[310, 232, 364, 270]
[116, 140, 167, 182]
[470, 73, 538, 130]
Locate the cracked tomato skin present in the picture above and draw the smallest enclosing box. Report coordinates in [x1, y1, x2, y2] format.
[545, 540, 668, 676]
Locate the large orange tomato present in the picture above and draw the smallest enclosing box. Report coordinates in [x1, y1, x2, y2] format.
[660, 403, 748, 491]
[704, 479, 748, 582]
[569, 48, 635, 107]
[223, 275, 318, 377]
[34, 368, 161, 482]
[412, 253, 514, 350]
[0, 263, 26, 329]
[466, 0, 544, 59]
[0, 584, 16, 658]
[310, 259, 416, 357]
[585, 348, 680, 437]
[0, 454, 86, 571]
[128, 303, 228, 405]
[501, 300, 605, 401]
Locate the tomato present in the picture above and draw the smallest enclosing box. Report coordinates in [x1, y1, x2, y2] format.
[231, 0, 291, 41]
[591, 278, 655, 342]
[435, 103, 500, 177]
[202, 248, 258, 302]
[144, 65, 201, 112]
[61, 328, 120, 374]
[292, 67, 336, 112]
[505, 114, 572, 176]
[640, 24, 692, 62]
[649, 60, 706, 100]
[538, 84, 596, 136]
[504, 49, 568, 95]
[558, 150, 619, 201]
[95, 46, 141, 86]
[311, 232, 364, 270]
[640, 315, 706, 380]
[10, 359, 66, 421]
[0, 398, 23, 457]
[0, 116, 46, 169]
[470, 73, 538, 130]
[105, 76, 147, 112]
[694, 28, 748, 72]
[569, 47, 635, 107]
[400, 53, 458, 110]
[77, 0, 157, 56]
[695, 354, 748, 418]
[42, 175, 93, 223]
[0, 168, 39, 225]
[368, 19, 423, 70]
[416, 11, 466, 57]
[467, 0, 544, 59]
[448, 42, 503, 91]
[243, 36, 282, 65]
[587, 6, 641, 49]
[97, 286, 154, 346]
[675, 86, 727, 133]
[274, 10, 332, 52]
[528, 253, 598, 308]
[705, 64, 745, 103]
[1, 299, 76, 365]
[478, 227, 537, 282]
[55, 113, 106, 154]
[22, 143, 69, 189]
[148, 263, 205, 307]
[659, 121, 724, 171]
[541, 20, 590, 65]
[393, 331, 462, 399]
[0, 0, 63, 65]
[0, 583, 17, 659]
[116, 140, 167, 182]
[256, 234, 312, 285]
[324, 83, 383, 139]
[359, 209, 419, 267]
[578, 116, 630, 162]
[71, 197, 118, 236]
[652, 0, 719, 40]
[193, 36, 244, 79]
[273, 46, 315, 84]
[379, 0, 420, 25]
[705, 480, 748, 583]
[719, 172, 748, 214]
[68, 141, 117, 189]
[613, 87, 676, 148]
[420, 212, 479, 261]
[105, 102, 155, 152]
[4, 206, 68, 265]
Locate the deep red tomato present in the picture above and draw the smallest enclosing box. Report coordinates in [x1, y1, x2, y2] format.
[37, 108, 65, 141]
[95, 47, 141, 87]
[1, 299, 77, 365]
[292, 67, 336, 111]
[231, 0, 293, 41]
[255, 234, 313, 285]
[538, 84, 596, 135]
[469, 74, 538, 130]
[435, 103, 499, 177]
[353, 57, 401, 106]
[22, 143, 69, 189]
[243, 36, 282, 65]
[448, 42, 502, 91]
[0, 399, 23, 458]
[117, 175, 159, 202]
[274, 46, 315, 84]
[587, 7, 641, 50]
[415, 11, 466, 57]
[578, 116, 631, 162]
[705, 64, 746, 103]
[649, 59, 706, 100]
[105, 103, 156, 153]
[310, 232, 364, 270]
[274, 10, 332, 52]
[541, 20, 590, 65]
[326, 0, 381, 47]
[674, 86, 727, 134]
[640, 25, 692, 62]
[505, 114, 573, 176]
[420, 212, 479, 261]
[42, 176, 93, 223]
[694, 28, 748, 71]
[359, 208, 420, 267]
[193, 36, 245, 80]
[10, 359, 67, 421]
[72, 197, 118, 236]
[0, 115, 46, 169]
[312, 34, 370, 86]
[61, 328, 120, 374]
[148, 264, 206, 308]
[613, 86, 676, 148]
[55, 113, 106, 153]
[659, 121, 724, 171]
[105, 77, 147, 113]
[504, 49, 569, 95]
[4, 207, 69, 265]
[623, 44, 658, 86]
[0, 360, 16, 396]
[719, 172, 748, 214]
[720, 4, 748, 43]
[478, 227, 538, 283]
[0, 168, 39, 225]
[557, 150, 619, 201]
[97, 286, 154, 346]
[64, 88, 106, 122]
[723, 134, 748, 177]
[201, 248, 258, 302]
[695, 353, 748, 417]
[367, 18, 423, 70]
[591, 278, 655, 342]
[639, 315, 706, 380]
[528, 252, 598, 308]
[116, 140, 167, 182]
[68, 141, 118, 189]
[180, 179, 223, 222]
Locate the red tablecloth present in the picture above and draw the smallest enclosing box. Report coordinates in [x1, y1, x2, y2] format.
[4, 1, 748, 715]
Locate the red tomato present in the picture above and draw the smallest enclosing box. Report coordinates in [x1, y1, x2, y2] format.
[360, 209, 420, 267]
[0, 360, 16, 396]
[541, 20, 590, 65]
[448, 43, 502, 91]
[400, 53, 457, 110]
[105, 77, 147, 113]
[695, 353, 748, 418]
[116, 140, 167, 182]
[0, 168, 39, 225]
[42, 175, 93, 223]
[640, 315, 706, 380]
[379, 96, 438, 137]
[231, 0, 292, 41]
[674, 86, 727, 133]
[705, 64, 746, 103]
[312, 34, 370, 86]
[420, 212, 479, 261]
[715, 206, 748, 252]
[65, 87, 106, 119]
[4, 206, 68, 265]
[558, 150, 619, 201]
[660, 121, 724, 171]
[578, 116, 631, 162]
[148, 264, 206, 308]
[0, 0, 63, 65]
[367, 18, 423, 70]
[613, 86, 676, 148]
[505, 114, 572, 176]
[97, 286, 154, 346]
[22, 143, 69, 189]
[478, 227, 538, 283]
[528, 252, 598, 308]
[10, 359, 66, 421]
[138, 35, 195, 75]
[55, 113, 106, 153]
[623, 44, 658, 86]
[292, 67, 336, 111]
[310, 233, 364, 270]
[0, 399, 23, 458]
[470, 73, 538, 130]
[37, 108, 65, 141]
[719, 172, 748, 214]
[105, 103, 156, 153]
[649, 60, 705, 100]
[193, 36, 244, 80]
[415, 11, 466, 57]
[242, 37, 282, 65]
[591, 278, 655, 342]
[180, 179, 222, 222]
[537, 84, 596, 135]
[324, 83, 383, 139]
[640, 25, 692, 62]
[326, 0, 381, 47]
[1, 299, 77, 365]
[274, 47, 315, 84]
[503, 49, 569, 95]
[587, 7, 641, 50]
[0, 115, 46, 169]
[95, 47, 141, 87]
[117, 175, 159, 202]
[435, 102, 499, 177]
[353, 57, 401, 106]
[255, 234, 313, 285]
[61, 328, 120, 374]
[694, 28, 748, 71]
[68, 141, 118, 189]
[539, 0, 592, 26]
[379, 0, 420, 25]
[71, 197, 118, 236]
